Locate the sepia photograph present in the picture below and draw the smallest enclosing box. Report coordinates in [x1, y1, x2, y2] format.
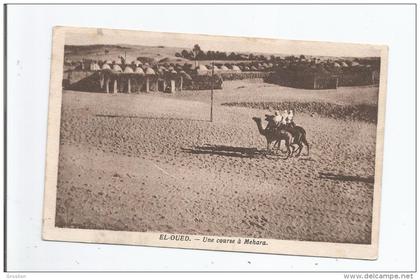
[43, 26, 387, 259]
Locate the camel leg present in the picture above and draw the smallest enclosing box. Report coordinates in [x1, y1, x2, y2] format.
[280, 140, 289, 154]
[295, 143, 303, 157]
[275, 140, 285, 153]
[265, 140, 271, 155]
[289, 141, 298, 156]
[303, 138, 310, 156]
[273, 140, 285, 154]
[273, 141, 279, 154]
[280, 141, 288, 154]
[267, 140, 276, 156]
[286, 145, 292, 159]
[290, 144, 296, 154]
[295, 136, 309, 156]
[285, 139, 292, 159]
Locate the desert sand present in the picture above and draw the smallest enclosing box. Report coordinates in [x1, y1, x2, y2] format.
[55, 80, 377, 244]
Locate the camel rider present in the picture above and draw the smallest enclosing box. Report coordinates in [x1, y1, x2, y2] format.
[265, 111, 281, 131]
[286, 110, 296, 127]
[273, 111, 283, 128]
[281, 110, 288, 125]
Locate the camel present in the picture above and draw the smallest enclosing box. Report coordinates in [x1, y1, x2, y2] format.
[264, 115, 310, 157]
[252, 117, 294, 158]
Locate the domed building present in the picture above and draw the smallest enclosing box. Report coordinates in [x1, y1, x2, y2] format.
[145, 67, 156, 75]
[112, 64, 122, 72]
[196, 64, 209, 75]
[123, 66, 133, 73]
[143, 67, 156, 92]
[134, 67, 145, 75]
[101, 63, 111, 70]
[212, 65, 220, 72]
[231, 65, 241, 72]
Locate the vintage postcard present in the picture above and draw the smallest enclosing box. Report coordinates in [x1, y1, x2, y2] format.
[43, 26, 387, 259]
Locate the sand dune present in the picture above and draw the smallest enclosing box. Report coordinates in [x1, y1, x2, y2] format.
[56, 82, 377, 244]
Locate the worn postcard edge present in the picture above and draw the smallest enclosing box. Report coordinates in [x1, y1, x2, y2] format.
[42, 26, 388, 260]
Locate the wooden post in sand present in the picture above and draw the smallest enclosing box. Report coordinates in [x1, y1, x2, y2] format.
[145, 76, 150, 92]
[127, 78, 131, 93]
[137, 77, 142, 93]
[105, 77, 110, 93]
[180, 75, 183, 92]
[113, 79, 118, 93]
[170, 80, 175, 93]
[99, 72, 104, 89]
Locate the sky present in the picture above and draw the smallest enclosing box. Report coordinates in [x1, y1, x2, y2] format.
[64, 27, 384, 58]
